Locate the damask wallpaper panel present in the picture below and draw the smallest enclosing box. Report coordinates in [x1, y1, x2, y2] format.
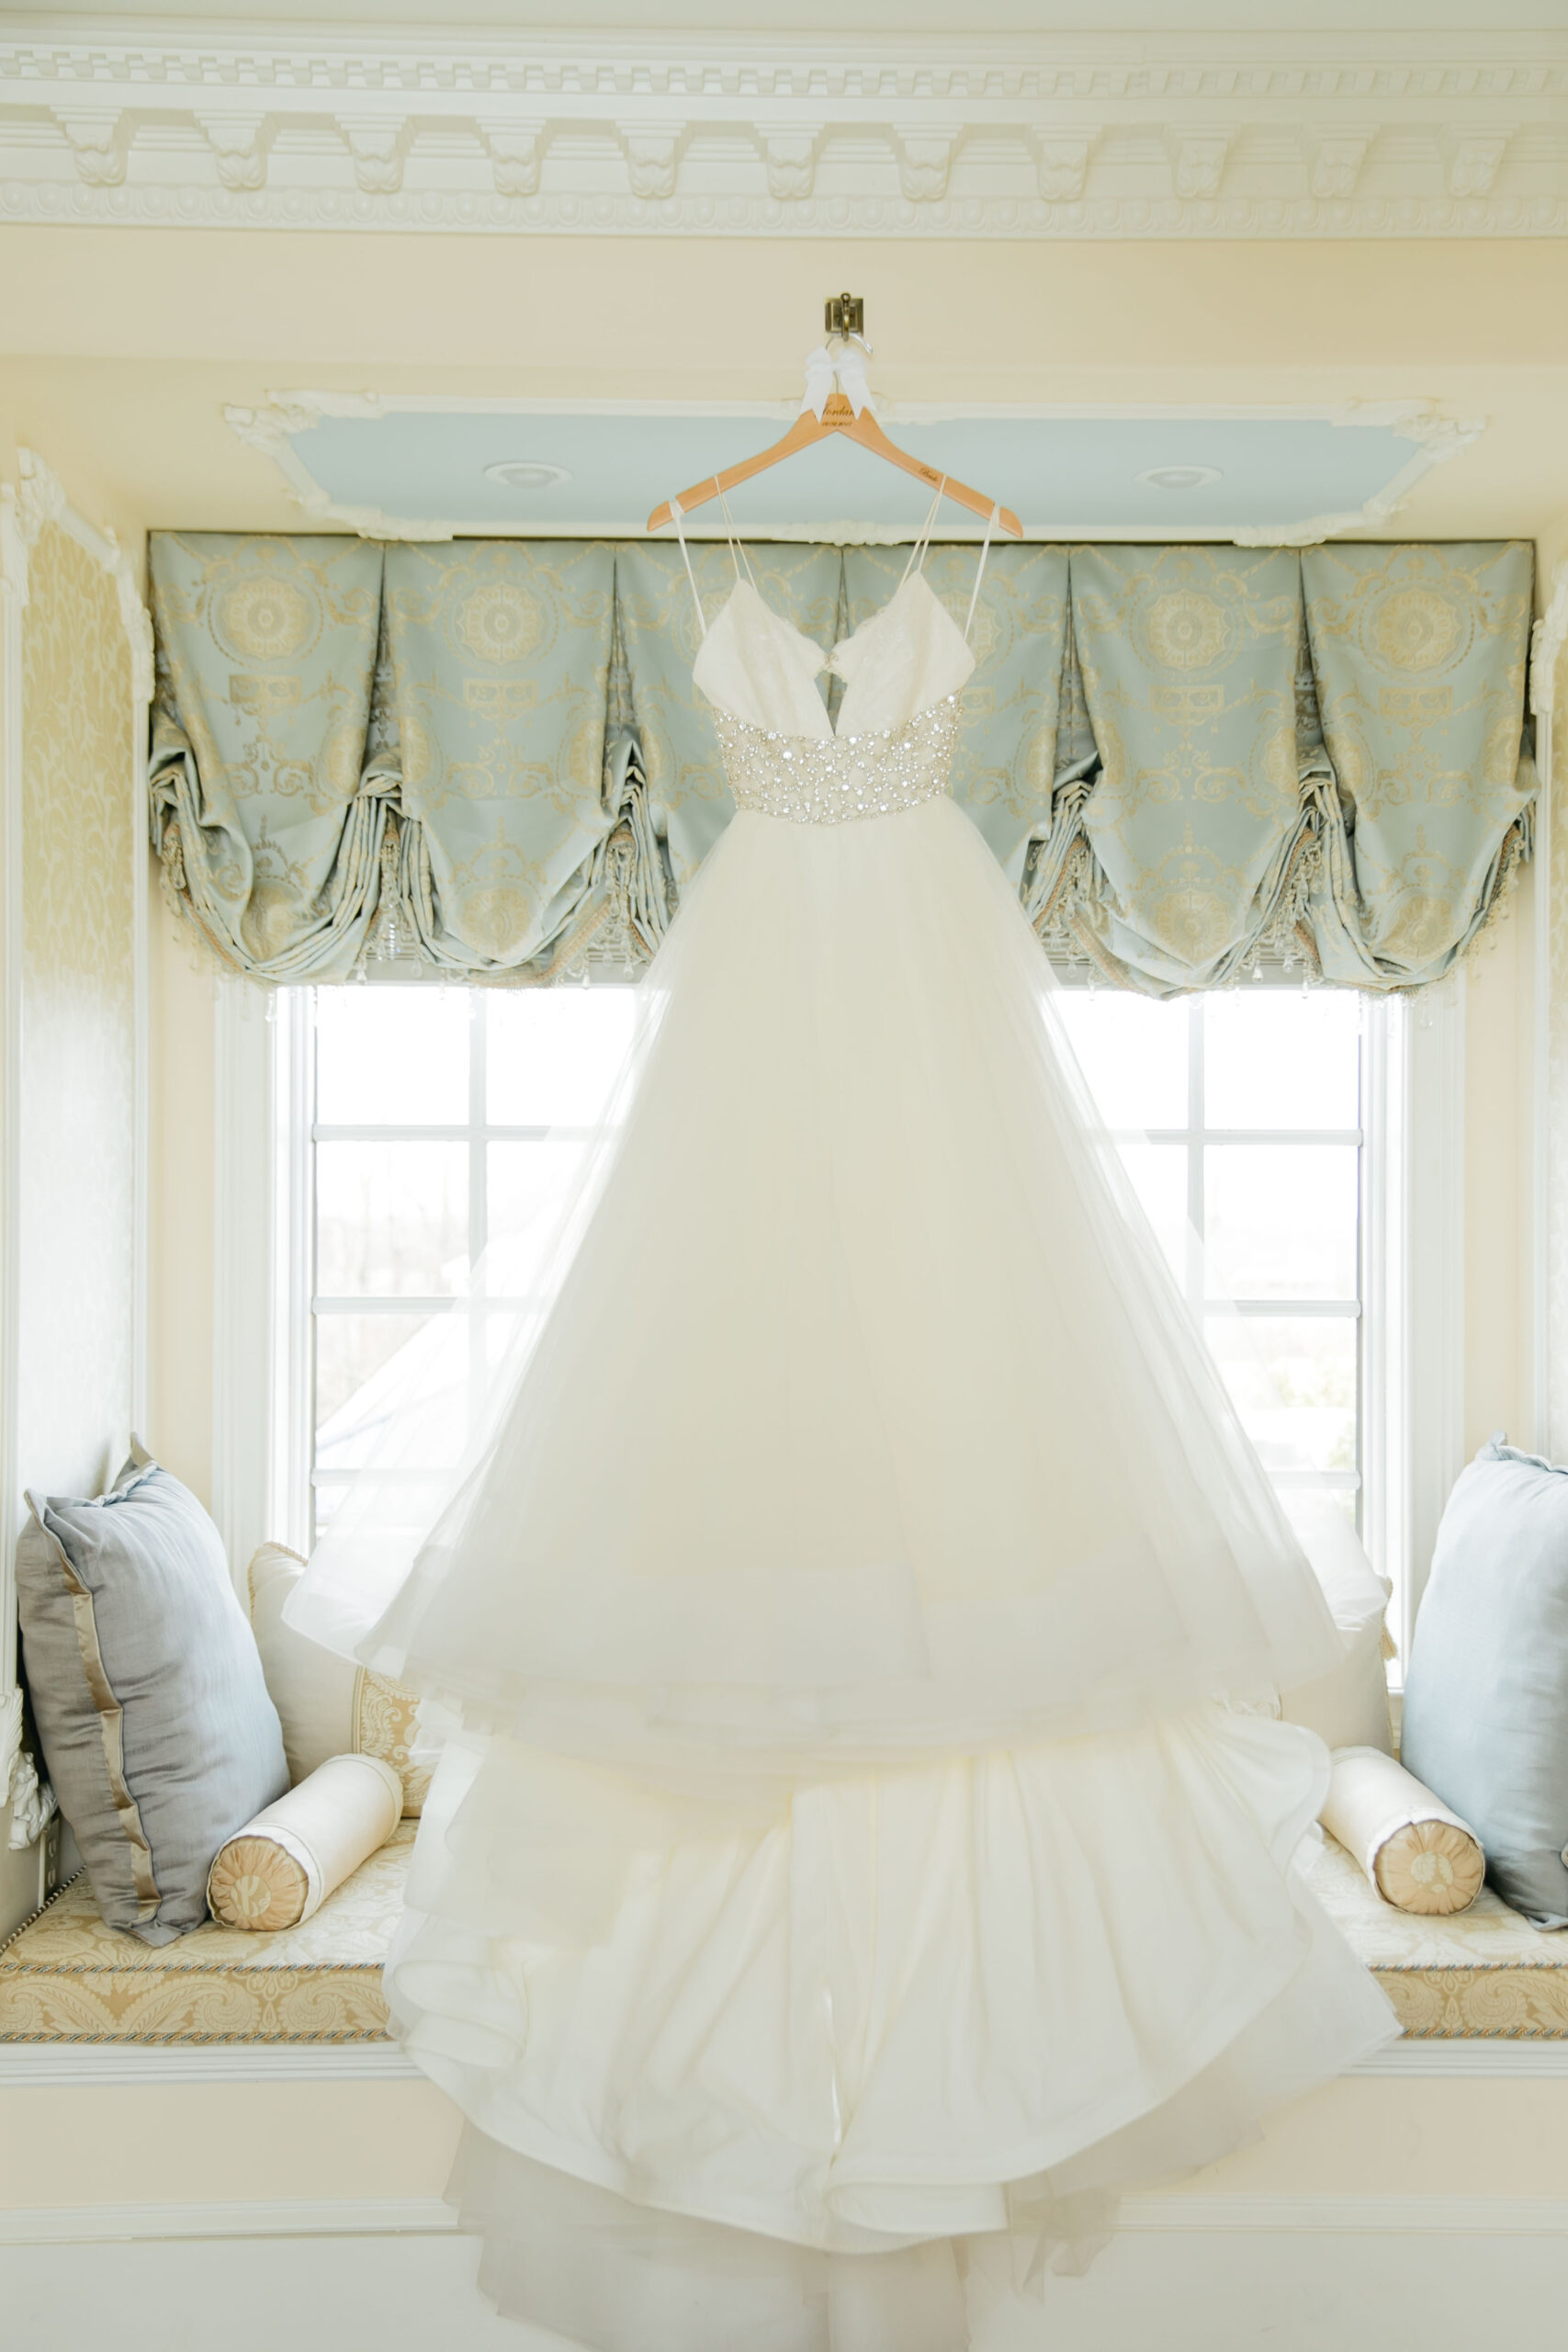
[18, 520, 137, 1503]
[1546, 602, 1568, 1465]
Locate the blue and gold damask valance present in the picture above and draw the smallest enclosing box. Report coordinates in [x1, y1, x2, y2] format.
[148, 531, 1536, 995]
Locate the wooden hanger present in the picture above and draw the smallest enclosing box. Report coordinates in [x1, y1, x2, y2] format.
[647, 390, 1022, 539]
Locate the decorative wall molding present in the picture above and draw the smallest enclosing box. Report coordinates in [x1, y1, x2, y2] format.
[4, 2187, 1568, 2248]
[1535, 563, 1567, 1455]
[0, 2195, 458, 2245]
[224, 390, 1485, 546]
[4, 454, 152, 709]
[1531, 563, 1568, 724]
[0, 23, 1563, 238]
[4, 2030, 1563, 2090]
[0, 2040, 423, 2087]
[0, 448, 152, 1848]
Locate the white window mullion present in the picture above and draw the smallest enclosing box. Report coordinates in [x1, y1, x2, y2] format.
[270, 989, 313, 1558]
[468, 993, 489, 1419]
[1400, 974, 1468, 1658]
[211, 977, 277, 1589]
[1359, 994, 1401, 1617]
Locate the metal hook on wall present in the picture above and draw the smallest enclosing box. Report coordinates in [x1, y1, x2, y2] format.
[824, 290, 866, 343]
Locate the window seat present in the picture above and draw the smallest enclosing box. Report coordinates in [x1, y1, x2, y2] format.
[1308, 1834, 1568, 2037]
[0, 1824, 412, 2044]
[1, 1825, 1564, 2046]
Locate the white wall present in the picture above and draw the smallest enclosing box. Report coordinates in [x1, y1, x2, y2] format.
[1, 2069, 1567, 2349]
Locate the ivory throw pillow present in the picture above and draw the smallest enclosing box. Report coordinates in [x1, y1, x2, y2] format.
[1277, 1498, 1393, 1755]
[248, 1544, 432, 1815]
[16, 1445, 288, 1944]
[1403, 1437, 1568, 1927]
[1321, 1747, 1484, 1917]
[208, 1753, 402, 1930]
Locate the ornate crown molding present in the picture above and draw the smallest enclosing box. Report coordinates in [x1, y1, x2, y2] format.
[0, 20, 1563, 237]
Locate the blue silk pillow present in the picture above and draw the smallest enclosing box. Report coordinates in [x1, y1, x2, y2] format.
[17, 1443, 288, 1943]
[1401, 1439, 1568, 1928]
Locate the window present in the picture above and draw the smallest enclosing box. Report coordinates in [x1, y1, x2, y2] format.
[1056, 988, 1393, 1535]
[271, 977, 1406, 1609]
[303, 985, 637, 1538]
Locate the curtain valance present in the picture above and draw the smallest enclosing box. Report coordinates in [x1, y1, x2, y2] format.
[148, 531, 1535, 995]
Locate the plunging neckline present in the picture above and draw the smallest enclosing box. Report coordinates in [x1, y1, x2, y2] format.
[693, 571, 977, 743]
[718, 570, 954, 672]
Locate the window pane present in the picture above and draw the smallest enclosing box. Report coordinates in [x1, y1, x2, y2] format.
[1204, 1312, 1358, 1477]
[488, 1139, 596, 1283]
[315, 1311, 439, 1458]
[1055, 993, 1189, 1130]
[1204, 1143, 1359, 1301]
[315, 988, 469, 1125]
[315, 1141, 468, 1295]
[1115, 1142, 1190, 1284]
[487, 988, 638, 1127]
[1204, 990, 1360, 1131]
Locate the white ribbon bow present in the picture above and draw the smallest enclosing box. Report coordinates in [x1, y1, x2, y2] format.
[800, 334, 873, 421]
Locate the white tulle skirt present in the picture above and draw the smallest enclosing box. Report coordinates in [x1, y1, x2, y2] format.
[287, 791, 1397, 2348]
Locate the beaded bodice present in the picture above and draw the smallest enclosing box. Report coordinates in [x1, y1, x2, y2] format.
[714, 693, 961, 828]
[689, 565, 979, 830]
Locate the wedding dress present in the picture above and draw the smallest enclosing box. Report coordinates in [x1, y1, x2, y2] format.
[288, 511, 1397, 2350]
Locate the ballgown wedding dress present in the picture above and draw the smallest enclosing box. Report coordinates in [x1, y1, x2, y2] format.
[288, 515, 1397, 2350]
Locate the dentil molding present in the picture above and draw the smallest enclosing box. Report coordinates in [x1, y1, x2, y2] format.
[0, 19, 1563, 236]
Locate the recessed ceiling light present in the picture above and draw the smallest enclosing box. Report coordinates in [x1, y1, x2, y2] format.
[1135, 465, 1223, 492]
[484, 460, 572, 492]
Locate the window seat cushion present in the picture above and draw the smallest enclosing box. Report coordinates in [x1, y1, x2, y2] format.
[2, 1825, 1564, 2046]
[1308, 1832, 1568, 2037]
[0, 1824, 412, 2043]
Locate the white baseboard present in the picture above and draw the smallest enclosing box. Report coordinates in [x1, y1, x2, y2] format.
[0, 2197, 458, 2245]
[0, 2040, 422, 2086]
[6, 2034, 1568, 2087]
[1, 2191, 1563, 2248]
[1119, 2194, 1568, 2235]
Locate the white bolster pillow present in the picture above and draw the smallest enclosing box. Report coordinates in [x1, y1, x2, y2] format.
[1322, 1746, 1485, 1916]
[207, 1753, 402, 1931]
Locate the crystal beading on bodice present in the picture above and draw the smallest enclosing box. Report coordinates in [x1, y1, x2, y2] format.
[715, 692, 961, 827]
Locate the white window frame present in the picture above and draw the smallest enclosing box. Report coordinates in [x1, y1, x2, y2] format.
[217, 976, 1468, 1652]
[1111, 990, 1372, 1523]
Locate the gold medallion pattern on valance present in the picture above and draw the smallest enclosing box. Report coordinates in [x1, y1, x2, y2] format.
[148, 533, 1536, 994]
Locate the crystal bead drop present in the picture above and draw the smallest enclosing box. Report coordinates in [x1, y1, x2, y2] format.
[715, 695, 961, 828]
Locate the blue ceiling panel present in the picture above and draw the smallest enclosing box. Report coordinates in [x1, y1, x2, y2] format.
[277, 405, 1442, 538]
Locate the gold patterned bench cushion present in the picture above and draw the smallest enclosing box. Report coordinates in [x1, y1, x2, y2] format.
[1308, 1833, 1568, 2037]
[3, 1826, 1567, 2045]
[0, 1825, 411, 2042]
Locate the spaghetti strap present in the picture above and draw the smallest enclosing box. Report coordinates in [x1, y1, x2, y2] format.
[670, 496, 708, 639]
[964, 504, 999, 643]
[716, 487, 758, 592]
[898, 481, 946, 591]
